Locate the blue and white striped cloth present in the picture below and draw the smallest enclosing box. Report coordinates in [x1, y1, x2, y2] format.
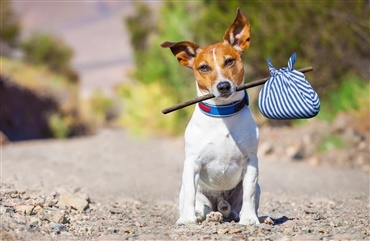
[258, 53, 320, 119]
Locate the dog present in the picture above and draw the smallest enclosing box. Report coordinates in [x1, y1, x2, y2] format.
[161, 8, 260, 226]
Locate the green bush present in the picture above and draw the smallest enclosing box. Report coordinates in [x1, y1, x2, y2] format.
[317, 133, 347, 153]
[21, 32, 78, 83]
[80, 91, 116, 128]
[0, 0, 20, 46]
[117, 81, 193, 136]
[318, 76, 369, 122]
[48, 113, 70, 139]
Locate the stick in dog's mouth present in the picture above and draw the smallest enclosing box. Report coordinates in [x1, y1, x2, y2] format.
[161, 66, 313, 115]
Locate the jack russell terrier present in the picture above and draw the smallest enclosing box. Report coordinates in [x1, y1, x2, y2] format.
[161, 8, 260, 226]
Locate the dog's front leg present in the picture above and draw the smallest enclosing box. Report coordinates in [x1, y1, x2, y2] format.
[177, 158, 200, 225]
[239, 155, 260, 225]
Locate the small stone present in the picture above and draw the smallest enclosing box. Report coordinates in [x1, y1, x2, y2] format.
[52, 212, 68, 224]
[22, 194, 30, 200]
[14, 215, 27, 225]
[229, 228, 242, 234]
[50, 222, 67, 234]
[10, 193, 20, 198]
[33, 205, 43, 214]
[0, 206, 14, 214]
[47, 199, 58, 207]
[58, 191, 89, 211]
[217, 228, 228, 234]
[14, 205, 34, 215]
[124, 228, 133, 234]
[26, 217, 41, 229]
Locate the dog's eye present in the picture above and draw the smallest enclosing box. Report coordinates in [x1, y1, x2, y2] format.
[198, 64, 211, 73]
[224, 58, 235, 67]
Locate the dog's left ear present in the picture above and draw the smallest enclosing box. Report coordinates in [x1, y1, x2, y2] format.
[223, 8, 251, 54]
[161, 41, 200, 69]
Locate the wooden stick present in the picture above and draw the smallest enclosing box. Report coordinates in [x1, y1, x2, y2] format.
[162, 66, 313, 114]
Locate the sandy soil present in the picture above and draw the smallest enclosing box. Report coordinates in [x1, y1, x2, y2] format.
[1, 127, 369, 240]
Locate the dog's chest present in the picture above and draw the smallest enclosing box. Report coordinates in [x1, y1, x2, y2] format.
[185, 107, 258, 190]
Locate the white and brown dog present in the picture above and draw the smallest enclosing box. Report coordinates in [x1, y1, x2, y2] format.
[161, 8, 260, 226]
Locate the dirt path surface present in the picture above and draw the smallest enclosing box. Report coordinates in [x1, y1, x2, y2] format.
[1, 128, 369, 240]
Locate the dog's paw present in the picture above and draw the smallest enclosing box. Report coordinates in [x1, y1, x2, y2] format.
[176, 216, 197, 226]
[206, 211, 223, 223]
[239, 215, 260, 226]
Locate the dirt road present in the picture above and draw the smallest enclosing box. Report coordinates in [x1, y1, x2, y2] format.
[1, 128, 369, 240]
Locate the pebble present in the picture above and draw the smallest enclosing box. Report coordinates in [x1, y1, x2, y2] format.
[58, 191, 89, 211]
[50, 222, 67, 234]
[229, 228, 242, 234]
[217, 228, 228, 234]
[0, 206, 14, 214]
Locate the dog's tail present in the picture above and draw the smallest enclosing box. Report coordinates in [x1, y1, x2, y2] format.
[217, 200, 231, 218]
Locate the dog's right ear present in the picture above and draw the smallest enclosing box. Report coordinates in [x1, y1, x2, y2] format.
[161, 41, 200, 69]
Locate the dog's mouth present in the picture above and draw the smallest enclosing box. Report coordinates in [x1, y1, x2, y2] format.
[219, 92, 233, 99]
[213, 85, 236, 99]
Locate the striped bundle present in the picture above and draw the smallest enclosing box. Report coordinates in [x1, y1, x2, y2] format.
[258, 53, 320, 119]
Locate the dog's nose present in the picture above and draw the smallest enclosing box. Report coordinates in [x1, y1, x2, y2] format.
[217, 81, 231, 93]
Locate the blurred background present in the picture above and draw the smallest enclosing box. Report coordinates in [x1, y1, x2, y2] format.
[1, 0, 369, 171]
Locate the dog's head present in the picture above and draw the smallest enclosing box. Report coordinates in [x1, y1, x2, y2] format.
[161, 8, 251, 100]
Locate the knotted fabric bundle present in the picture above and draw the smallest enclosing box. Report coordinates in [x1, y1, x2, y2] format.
[258, 53, 320, 119]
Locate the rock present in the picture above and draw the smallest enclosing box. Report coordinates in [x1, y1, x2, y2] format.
[50, 222, 67, 234]
[47, 199, 58, 207]
[26, 217, 41, 230]
[58, 191, 89, 211]
[0, 206, 14, 214]
[229, 228, 242, 234]
[33, 206, 43, 215]
[52, 212, 68, 224]
[217, 228, 228, 234]
[13, 214, 27, 225]
[14, 205, 34, 215]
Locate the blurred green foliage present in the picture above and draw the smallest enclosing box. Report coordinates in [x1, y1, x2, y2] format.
[318, 76, 370, 122]
[121, 1, 368, 135]
[0, 0, 20, 45]
[317, 133, 347, 153]
[80, 91, 116, 129]
[21, 33, 78, 83]
[48, 113, 70, 139]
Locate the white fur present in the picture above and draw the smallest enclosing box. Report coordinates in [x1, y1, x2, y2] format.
[177, 56, 261, 226]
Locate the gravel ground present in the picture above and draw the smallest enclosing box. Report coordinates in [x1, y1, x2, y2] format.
[1, 128, 369, 240]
